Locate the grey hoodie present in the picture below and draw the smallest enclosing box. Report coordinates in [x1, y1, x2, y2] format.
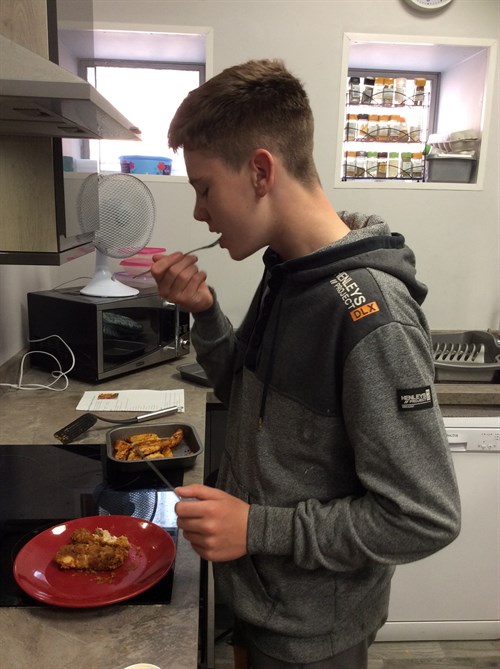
[191, 213, 461, 663]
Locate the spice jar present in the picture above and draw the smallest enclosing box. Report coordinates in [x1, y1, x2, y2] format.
[377, 115, 390, 142]
[382, 78, 394, 106]
[345, 114, 357, 141]
[409, 122, 422, 143]
[411, 152, 424, 179]
[367, 115, 379, 141]
[388, 115, 401, 141]
[388, 152, 399, 178]
[413, 78, 426, 106]
[394, 78, 407, 105]
[366, 151, 378, 178]
[348, 77, 361, 104]
[343, 151, 357, 179]
[361, 76, 375, 104]
[373, 77, 385, 104]
[400, 152, 413, 179]
[355, 151, 367, 178]
[399, 116, 408, 142]
[376, 152, 388, 179]
[357, 114, 369, 140]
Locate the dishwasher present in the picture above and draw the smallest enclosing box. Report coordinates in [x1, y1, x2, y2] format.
[378, 415, 500, 642]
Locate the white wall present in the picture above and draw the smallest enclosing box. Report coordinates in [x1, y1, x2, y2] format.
[1, 0, 499, 369]
[437, 49, 488, 133]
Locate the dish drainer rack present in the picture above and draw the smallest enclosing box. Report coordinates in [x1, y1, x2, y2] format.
[431, 331, 500, 383]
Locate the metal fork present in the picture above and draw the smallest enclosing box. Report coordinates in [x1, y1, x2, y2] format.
[134, 236, 222, 277]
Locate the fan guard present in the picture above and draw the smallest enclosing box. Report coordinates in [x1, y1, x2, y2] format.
[77, 173, 155, 297]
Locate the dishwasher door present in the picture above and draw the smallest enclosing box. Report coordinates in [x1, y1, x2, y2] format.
[377, 416, 500, 642]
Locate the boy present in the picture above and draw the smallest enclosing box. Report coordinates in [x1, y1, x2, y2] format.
[150, 59, 460, 669]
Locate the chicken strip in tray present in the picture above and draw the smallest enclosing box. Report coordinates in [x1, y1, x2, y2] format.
[113, 428, 185, 461]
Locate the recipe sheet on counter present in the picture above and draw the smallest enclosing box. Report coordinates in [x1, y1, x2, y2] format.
[76, 389, 185, 413]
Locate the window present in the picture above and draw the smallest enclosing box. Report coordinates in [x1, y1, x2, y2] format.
[83, 60, 203, 176]
[336, 33, 497, 190]
[58, 26, 210, 178]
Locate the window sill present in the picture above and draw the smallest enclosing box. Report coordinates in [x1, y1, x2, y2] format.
[117, 174, 188, 183]
[334, 179, 482, 191]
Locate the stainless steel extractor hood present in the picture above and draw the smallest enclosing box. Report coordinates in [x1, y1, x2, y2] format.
[0, 34, 141, 140]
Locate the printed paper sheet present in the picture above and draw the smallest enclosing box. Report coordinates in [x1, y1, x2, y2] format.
[76, 389, 185, 413]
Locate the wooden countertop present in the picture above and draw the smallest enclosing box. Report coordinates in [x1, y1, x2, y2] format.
[435, 383, 500, 408]
[0, 352, 207, 669]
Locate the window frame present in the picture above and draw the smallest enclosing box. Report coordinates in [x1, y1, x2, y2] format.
[78, 58, 205, 166]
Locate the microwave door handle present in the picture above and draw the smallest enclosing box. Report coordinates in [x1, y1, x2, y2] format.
[175, 305, 180, 353]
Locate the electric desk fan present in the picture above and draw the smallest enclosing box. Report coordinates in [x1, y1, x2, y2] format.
[77, 173, 155, 297]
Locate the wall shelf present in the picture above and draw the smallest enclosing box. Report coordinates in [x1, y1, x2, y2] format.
[341, 73, 432, 182]
[335, 33, 498, 191]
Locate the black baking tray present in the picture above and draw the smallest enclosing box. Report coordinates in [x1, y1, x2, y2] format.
[106, 422, 203, 473]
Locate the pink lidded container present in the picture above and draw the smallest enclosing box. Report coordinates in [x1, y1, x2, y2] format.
[114, 247, 167, 287]
[119, 247, 166, 276]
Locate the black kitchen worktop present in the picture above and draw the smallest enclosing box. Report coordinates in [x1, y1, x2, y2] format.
[0, 443, 183, 608]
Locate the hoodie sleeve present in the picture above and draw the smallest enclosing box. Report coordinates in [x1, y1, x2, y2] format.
[190, 292, 238, 406]
[328, 322, 459, 567]
[191, 272, 269, 406]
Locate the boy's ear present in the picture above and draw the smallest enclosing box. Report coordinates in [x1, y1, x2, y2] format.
[250, 149, 274, 196]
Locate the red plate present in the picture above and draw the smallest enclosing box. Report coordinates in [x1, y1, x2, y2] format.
[13, 515, 176, 608]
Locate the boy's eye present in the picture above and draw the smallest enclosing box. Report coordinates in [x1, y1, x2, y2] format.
[189, 181, 207, 198]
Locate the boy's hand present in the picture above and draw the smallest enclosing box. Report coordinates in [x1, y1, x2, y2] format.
[174, 484, 250, 562]
[150, 252, 214, 313]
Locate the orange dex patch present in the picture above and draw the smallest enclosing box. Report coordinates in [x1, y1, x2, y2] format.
[350, 301, 380, 322]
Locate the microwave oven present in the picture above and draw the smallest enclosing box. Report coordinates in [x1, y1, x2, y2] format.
[27, 288, 190, 383]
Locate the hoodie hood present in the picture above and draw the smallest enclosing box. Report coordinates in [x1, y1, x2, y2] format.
[262, 212, 427, 305]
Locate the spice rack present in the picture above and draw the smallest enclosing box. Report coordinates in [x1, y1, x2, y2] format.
[342, 75, 432, 182]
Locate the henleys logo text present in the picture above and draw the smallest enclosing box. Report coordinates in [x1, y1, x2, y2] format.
[330, 272, 379, 322]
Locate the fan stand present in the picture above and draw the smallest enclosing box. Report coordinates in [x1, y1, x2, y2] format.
[80, 249, 139, 297]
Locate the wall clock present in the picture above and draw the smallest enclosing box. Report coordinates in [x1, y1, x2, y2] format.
[404, 0, 454, 10]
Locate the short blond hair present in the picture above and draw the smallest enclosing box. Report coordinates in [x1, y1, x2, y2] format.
[168, 59, 320, 186]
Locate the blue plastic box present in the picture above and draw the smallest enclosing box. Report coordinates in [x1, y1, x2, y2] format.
[119, 155, 172, 175]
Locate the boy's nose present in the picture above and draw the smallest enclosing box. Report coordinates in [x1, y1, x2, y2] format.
[193, 202, 209, 223]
